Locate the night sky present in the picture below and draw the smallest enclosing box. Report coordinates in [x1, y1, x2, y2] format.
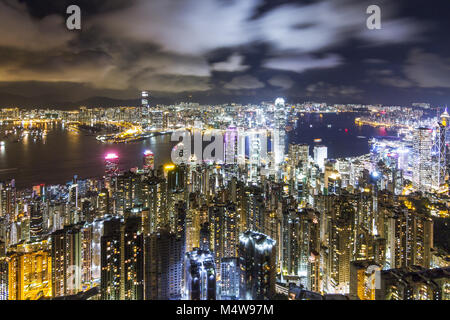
[1, 0, 450, 107]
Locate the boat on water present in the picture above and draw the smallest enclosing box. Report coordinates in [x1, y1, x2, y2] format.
[314, 138, 322, 143]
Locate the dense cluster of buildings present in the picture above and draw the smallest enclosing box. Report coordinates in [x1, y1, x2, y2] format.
[0, 98, 449, 300]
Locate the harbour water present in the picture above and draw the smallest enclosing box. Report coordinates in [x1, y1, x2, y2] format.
[0, 113, 396, 188]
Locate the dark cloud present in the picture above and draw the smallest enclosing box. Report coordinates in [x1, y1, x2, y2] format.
[224, 75, 265, 90]
[211, 54, 250, 72]
[263, 54, 342, 73]
[0, 0, 448, 106]
[403, 49, 450, 88]
[306, 82, 363, 99]
[268, 75, 294, 90]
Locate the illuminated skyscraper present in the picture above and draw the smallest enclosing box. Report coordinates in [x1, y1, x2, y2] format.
[184, 248, 216, 300]
[413, 128, 433, 191]
[273, 98, 286, 166]
[0, 255, 7, 300]
[29, 201, 43, 242]
[8, 241, 52, 300]
[100, 217, 122, 300]
[224, 125, 238, 165]
[123, 215, 144, 300]
[51, 225, 82, 297]
[141, 91, 149, 117]
[209, 203, 238, 277]
[387, 206, 433, 269]
[313, 145, 328, 171]
[219, 257, 240, 300]
[324, 194, 355, 294]
[105, 153, 120, 177]
[435, 108, 449, 190]
[288, 143, 309, 169]
[97, 188, 110, 216]
[239, 231, 276, 300]
[0, 179, 15, 218]
[148, 229, 185, 300]
[143, 150, 155, 171]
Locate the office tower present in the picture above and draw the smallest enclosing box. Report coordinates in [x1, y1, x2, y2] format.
[288, 143, 309, 168]
[150, 109, 164, 129]
[7, 241, 52, 300]
[209, 203, 238, 275]
[100, 217, 122, 300]
[325, 195, 355, 294]
[313, 145, 328, 171]
[199, 223, 210, 251]
[144, 176, 167, 234]
[114, 171, 141, 216]
[143, 150, 155, 171]
[273, 98, 286, 166]
[69, 183, 79, 212]
[97, 188, 110, 216]
[29, 201, 43, 242]
[239, 231, 276, 300]
[396, 148, 409, 172]
[434, 108, 449, 189]
[224, 125, 238, 164]
[80, 223, 93, 290]
[280, 208, 300, 277]
[166, 164, 186, 193]
[220, 257, 240, 300]
[141, 91, 149, 117]
[387, 206, 433, 269]
[412, 128, 433, 191]
[51, 225, 82, 297]
[184, 249, 216, 300]
[163, 111, 170, 129]
[148, 229, 185, 300]
[0, 256, 7, 300]
[0, 179, 16, 218]
[105, 153, 120, 177]
[82, 220, 104, 288]
[123, 215, 144, 300]
[239, 186, 266, 234]
[237, 127, 246, 165]
[248, 130, 262, 182]
[185, 202, 201, 252]
[298, 209, 321, 291]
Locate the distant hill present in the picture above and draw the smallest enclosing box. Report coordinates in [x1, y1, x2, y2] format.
[0, 90, 288, 109]
[0, 92, 144, 109]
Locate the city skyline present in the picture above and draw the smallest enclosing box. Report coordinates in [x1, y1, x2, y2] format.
[0, 100, 449, 301]
[0, 0, 449, 304]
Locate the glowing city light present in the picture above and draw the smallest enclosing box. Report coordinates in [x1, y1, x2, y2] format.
[144, 150, 154, 156]
[275, 97, 285, 106]
[164, 164, 176, 170]
[105, 153, 119, 160]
